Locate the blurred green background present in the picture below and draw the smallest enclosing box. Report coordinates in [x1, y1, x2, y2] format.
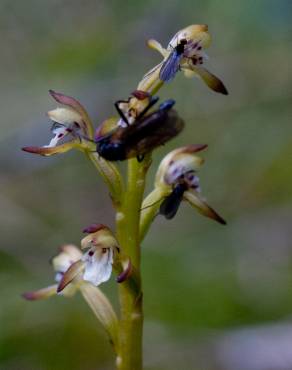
[1, 0, 292, 369]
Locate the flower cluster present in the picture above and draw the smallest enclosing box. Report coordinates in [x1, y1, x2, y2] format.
[23, 24, 228, 364]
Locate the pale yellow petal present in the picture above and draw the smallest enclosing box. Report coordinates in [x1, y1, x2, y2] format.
[183, 69, 198, 78]
[147, 39, 168, 57]
[168, 24, 211, 49]
[81, 226, 118, 251]
[189, 66, 228, 95]
[47, 107, 82, 125]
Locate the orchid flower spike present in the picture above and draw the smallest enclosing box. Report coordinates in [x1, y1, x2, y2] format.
[23, 244, 83, 300]
[141, 24, 228, 95]
[22, 90, 95, 156]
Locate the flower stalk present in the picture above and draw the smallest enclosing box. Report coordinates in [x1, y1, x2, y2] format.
[115, 156, 151, 370]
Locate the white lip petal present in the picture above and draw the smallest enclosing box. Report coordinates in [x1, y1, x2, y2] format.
[82, 247, 113, 286]
[45, 126, 69, 148]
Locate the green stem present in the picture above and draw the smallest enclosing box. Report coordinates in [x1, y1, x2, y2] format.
[113, 68, 163, 370]
[116, 156, 151, 370]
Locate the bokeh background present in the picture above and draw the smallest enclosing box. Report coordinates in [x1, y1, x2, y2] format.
[1, 0, 292, 369]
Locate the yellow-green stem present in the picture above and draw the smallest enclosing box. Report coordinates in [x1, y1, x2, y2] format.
[116, 156, 151, 370]
[114, 73, 163, 370]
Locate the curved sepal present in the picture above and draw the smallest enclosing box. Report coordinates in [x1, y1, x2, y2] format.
[184, 190, 226, 225]
[147, 39, 168, 57]
[22, 142, 80, 156]
[23, 284, 58, 301]
[187, 66, 228, 95]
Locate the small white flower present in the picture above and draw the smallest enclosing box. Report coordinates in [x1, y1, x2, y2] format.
[79, 224, 119, 287]
[22, 90, 95, 156]
[143, 145, 226, 224]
